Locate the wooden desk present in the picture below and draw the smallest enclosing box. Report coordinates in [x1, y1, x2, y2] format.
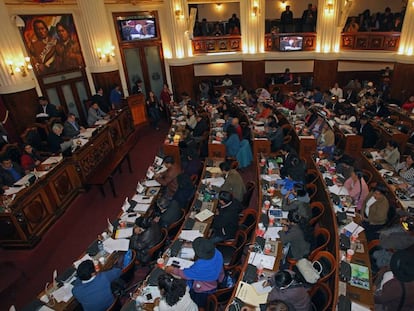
[371, 121, 408, 153]
[127, 94, 148, 126]
[333, 126, 363, 159]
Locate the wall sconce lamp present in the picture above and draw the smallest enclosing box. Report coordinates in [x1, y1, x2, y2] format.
[325, 2, 334, 14]
[175, 8, 184, 20]
[97, 46, 115, 62]
[216, 3, 222, 10]
[280, 1, 287, 10]
[252, 5, 259, 17]
[7, 57, 32, 77]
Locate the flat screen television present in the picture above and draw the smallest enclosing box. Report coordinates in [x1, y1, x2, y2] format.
[279, 36, 303, 51]
[117, 16, 157, 41]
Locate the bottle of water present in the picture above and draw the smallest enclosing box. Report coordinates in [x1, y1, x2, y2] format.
[97, 236, 104, 253]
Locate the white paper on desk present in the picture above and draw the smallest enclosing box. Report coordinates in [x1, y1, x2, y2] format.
[180, 247, 195, 259]
[4, 185, 25, 195]
[264, 227, 283, 240]
[120, 213, 140, 223]
[329, 185, 349, 196]
[251, 281, 273, 295]
[36, 113, 49, 118]
[261, 174, 281, 182]
[144, 179, 161, 187]
[202, 177, 225, 188]
[235, 281, 268, 307]
[343, 221, 365, 236]
[212, 140, 222, 144]
[166, 257, 194, 269]
[155, 165, 167, 174]
[248, 252, 276, 270]
[95, 119, 108, 125]
[254, 126, 265, 132]
[103, 238, 129, 252]
[379, 169, 393, 176]
[370, 151, 382, 161]
[136, 286, 161, 304]
[206, 167, 222, 174]
[132, 194, 153, 204]
[115, 227, 133, 239]
[195, 209, 214, 222]
[122, 197, 130, 212]
[179, 230, 203, 242]
[146, 169, 155, 179]
[154, 156, 164, 166]
[133, 203, 151, 213]
[52, 283, 73, 303]
[79, 128, 96, 138]
[73, 254, 93, 269]
[39, 306, 54, 311]
[351, 302, 371, 311]
[14, 174, 36, 186]
[42, 156, 63, 165]
[73, 138, 88, 147]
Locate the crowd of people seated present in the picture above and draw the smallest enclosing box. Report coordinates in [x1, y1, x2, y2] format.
[345, 6, 406, 33]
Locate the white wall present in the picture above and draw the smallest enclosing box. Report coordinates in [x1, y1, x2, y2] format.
[194, 62, 242, 76]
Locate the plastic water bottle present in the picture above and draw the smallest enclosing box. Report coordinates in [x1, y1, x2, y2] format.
[97, 236, 104, 253]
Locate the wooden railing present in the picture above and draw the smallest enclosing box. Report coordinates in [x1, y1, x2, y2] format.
[192, 35, 242, 54]
[340, 31, 400, 51]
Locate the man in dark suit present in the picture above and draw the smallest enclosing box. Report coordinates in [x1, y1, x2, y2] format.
[36, 96, 59, 120]
[64, 113, 85, 138]
[354, 115, 377, 148]
[91, 87, 111, 113]
[47, 123, 73, 154]
[0, 157, 25, 190]
[72, 260, 121, 311]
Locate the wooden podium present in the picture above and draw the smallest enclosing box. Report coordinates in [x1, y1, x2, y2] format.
[127, 94, 148, 126]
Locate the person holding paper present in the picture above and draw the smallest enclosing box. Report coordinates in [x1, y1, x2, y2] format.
[165, 237, 224, 308]
[153, 273, 198, 311]
[361, 184, 390, 241]
[210, 191, 241, 243]
[129, 216, 162, 264]
[72, 259, 121, 311]
[266, 270, 311, 311]
[219, 161, 246, 202]
[155, 156, 181, 200]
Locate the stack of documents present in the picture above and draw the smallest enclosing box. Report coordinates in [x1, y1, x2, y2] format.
[201, 177, 225, 187]
[115, 227, 134, 239]
[103, 238, 130, 253]
[179, 230, 203, 241]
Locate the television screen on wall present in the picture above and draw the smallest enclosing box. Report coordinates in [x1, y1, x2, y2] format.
[279, 36, 303, 51]
[117, 16, 157, 41]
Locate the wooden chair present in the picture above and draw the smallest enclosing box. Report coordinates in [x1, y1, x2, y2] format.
[241, 181, 256, 209]
[0, 143, 21, 164]
[105, 296, 121, 311]
[309, 227, 330, 259]
[216, 230, 247, 268]
[306, 168, 319, 185]
[309, 282, 332, 311]
[20, 126, 50, 153]
[213, 266, 242, 309]
[309, 202, 325, 226]
[361, 169, 373, 185]
[205, 294, 218, 311]
[120, 249, 136, 284]
[136, 228, 168, 266]
[167, 209, 186, 239]
[238, 208, 257, 240]
[305, 183, 317, 200]
[309, 251, 336, 283]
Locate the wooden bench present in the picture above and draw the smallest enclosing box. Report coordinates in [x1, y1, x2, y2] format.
[86, 135, 135, 197]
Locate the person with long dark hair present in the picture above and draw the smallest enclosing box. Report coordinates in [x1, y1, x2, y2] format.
[146, 90, 161, 130]
[153, 273, 198, 311]
[344, 168, 369, 212]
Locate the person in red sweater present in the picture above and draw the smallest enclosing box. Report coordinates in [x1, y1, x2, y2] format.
[402, 95, 414, 111]
[20, 144, 45, 172]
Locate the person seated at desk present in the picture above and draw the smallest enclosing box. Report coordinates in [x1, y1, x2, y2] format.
[280, 146, 306, 184]
[374, 247, 414, 311]
[0, 156, 24, 190]
[92, 86, 111, 113]
[72, 259, 121, 311]
[47, 123, 73, 154]
[36, 96, 59, 121]
[64, 113, 85, 138]
[267, 121, 284, 152]
[334, 105, 357, 126]
[155, 156, 181, 201]
[369, 98, 390, 119]
[281, 184, 311, 221]
[256, 102, 272, 120]
[361, 184, 390, 241]
[294, 99, 307, 119]
[153, 273, 198, 311]
[210, 191, 241, 244]
[279, 211, 313, 261]
[330, 82, 343, 99]
[20, 144, 45, 172]
[281, 68, 293, 85]
[192, 114, 209, 141]
[154, 197, 183, 229]
[223, 125, 240, 158]
[87, 102, 108, 127]
[379, 140, 400, 168]
[316, 122, 335, 157]
[172, 173, 195, 206]
[395, 153, 414, 186]
[283, 94, 296, 111]
[354, 114, 377, 148]
[333, 149, 355, 179]
[219, 161, 246, 202]
[266, 270, 311, 311]
[185, 106, 197, 131]
[308, 115, 325, 139]
[181, 147, 202, 178]
[344, 168, 369, 212]
[222, 74, 233, 87]
[129, 216, 162, 264]
[165, 237, 224, 308]
[402, 95, 414, 112]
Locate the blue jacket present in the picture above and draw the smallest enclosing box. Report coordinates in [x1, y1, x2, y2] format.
[72, 268, 121, 311]
[224, 133, 240, 157]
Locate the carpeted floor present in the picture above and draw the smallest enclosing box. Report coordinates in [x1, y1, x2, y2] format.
[0, 121, 258, 310]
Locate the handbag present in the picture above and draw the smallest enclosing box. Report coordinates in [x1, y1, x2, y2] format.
[296, 258, 323, 284]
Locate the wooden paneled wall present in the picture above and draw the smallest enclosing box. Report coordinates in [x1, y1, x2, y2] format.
[91, 70, 122, 100]
[242, 61, 265, 91]
[169, 64, 195, 101]
[390, 62, 414, 102]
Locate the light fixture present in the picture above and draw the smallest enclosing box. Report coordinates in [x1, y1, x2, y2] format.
[325, 1, 334, 14]
[216, 3, 222, 10]
[97, 46, 115, 62]
[252, 5, 259, 17]
[7, 57, 32, 77]
[280, 0, 287, 10]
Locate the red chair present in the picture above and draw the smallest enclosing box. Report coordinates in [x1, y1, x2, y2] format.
[238, 208, 257, 239]
[309, 282, 332, 311]
[309, 202, 325, 226]
[309, 227, 330, 259]
[216, 230, 247, 268]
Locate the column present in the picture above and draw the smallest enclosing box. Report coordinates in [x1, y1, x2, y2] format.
[0, 0, 36, 94]
[316, 0, 341, 54]
[398, 0, 414, 56]
[242, 0, 265, 54]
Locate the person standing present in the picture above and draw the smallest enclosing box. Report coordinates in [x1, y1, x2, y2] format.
[110, 84, 123, 110]
[36, 96, 59, 120]
[92, 87, 111, 113]
[281, 6, 294, 33]
[301, 3, 317, 32]
[146, 90, 161, 130]
[227, 13, 240, 34]
[160, 83, 173, 119]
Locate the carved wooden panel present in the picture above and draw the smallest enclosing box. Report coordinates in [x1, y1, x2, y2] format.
[355, 36, 368, 49]
[21, 193, 51, 234]
[109, 119, 123, 147]
[119, 108, 135, 137]
[192, 35, 242, 54]
[78, 138, 112, 179]
[170, 65, 196, 101]
[341, 32, 400, 51]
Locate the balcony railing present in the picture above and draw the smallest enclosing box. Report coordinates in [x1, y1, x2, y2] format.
[340, 32, 400, 51]
[192, 35, 242, 54]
